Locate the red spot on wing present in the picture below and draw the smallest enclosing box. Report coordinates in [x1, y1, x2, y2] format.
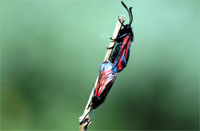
[120, 35, 129, 52]
[116, 35, 131, 72]
[95, 82, 99, 96]
[95, 71, 106, 96]
[117, 50, 125, 71]
[95, 70, 113, 97]
[125, 40, 130, 59]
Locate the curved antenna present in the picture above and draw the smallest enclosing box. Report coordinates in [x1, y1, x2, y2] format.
[129, 7, 133, 25]
[121, 1, 132, 25]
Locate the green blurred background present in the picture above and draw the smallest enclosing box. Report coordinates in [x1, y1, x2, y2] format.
[1, 0, 199, 130]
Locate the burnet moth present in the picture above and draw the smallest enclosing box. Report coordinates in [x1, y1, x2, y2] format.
[109, 1, 134, 73]
[91, 61, 117, 109]
[91, 1, 133, 110]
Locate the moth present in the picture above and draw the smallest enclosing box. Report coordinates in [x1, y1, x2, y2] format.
[109, 1, 134, 73]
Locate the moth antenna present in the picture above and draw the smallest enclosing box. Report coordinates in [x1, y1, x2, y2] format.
[129, 7, 133, 25]
[121, 1, 132, 25]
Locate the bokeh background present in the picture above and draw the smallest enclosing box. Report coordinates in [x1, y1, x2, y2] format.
[1, 0, 199, 130]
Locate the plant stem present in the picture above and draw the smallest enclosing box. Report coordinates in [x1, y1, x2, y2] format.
[79, 16, 125, 131]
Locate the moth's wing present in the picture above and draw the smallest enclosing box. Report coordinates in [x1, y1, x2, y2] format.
[92, 61, 116, 109]
[112, 35, 131, 73]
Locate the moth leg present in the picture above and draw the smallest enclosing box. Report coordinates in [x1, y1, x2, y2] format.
[110, 37, 116, 42]
[106, 45, 115, 50]
[110, 36, 121, 42]
[107, 37, 117, 49]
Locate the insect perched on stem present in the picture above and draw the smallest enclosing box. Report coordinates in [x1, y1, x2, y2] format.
[91, 0, 134, 112]
[79, 2, 134, 129]
[80, 61, 117, 125]
[91, 61, 117, 109]
[109, 1, 134, 73]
